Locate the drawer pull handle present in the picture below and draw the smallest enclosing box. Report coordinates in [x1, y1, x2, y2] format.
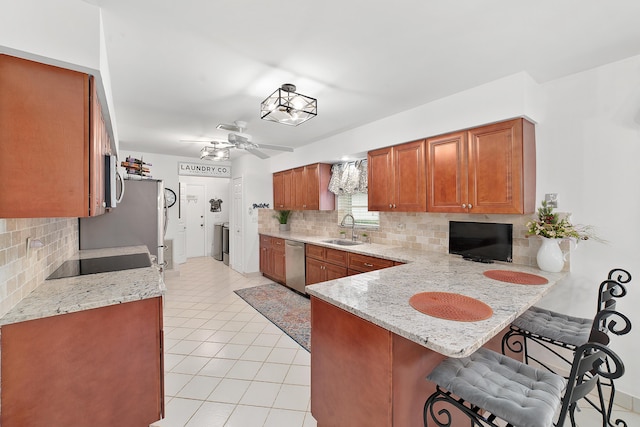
[364, 263, 374, 267]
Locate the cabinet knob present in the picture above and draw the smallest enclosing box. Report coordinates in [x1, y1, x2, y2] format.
[389, 204, 393, 208]
[393, 204, 396, 208]
[468, 203, 473, 209]
[462, 204, 467, 208]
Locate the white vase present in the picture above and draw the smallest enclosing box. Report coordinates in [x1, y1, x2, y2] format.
[536, 237, 565, 272]
[279, 223, 290, 232]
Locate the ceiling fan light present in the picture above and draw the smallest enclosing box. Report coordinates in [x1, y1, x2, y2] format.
[200, 146, 230, 161]
[260, 84, 317, 126]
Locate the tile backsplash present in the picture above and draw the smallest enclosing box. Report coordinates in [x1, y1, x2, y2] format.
[0, 218, 78, 317]
[259, 208, 569, 269]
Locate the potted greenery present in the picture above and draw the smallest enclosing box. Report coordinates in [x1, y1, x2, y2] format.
[274, 210, 292, 231]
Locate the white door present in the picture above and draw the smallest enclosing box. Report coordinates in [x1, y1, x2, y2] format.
[232, 177, 243, 272]
[175, 182, 187, 264]
[186, 183, 206, 258]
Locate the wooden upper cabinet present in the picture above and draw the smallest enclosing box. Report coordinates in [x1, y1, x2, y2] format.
[368, 140, 426, 212]
[273, 171, 285, 209]
[273, 163, 334, 211]
[427, 118, 536, 214]
[273, 170, 293, 209]
[367, 146, 394, 211]
[0, 54, 109, 218]
[426, 131, 468, 213]
[292, 167, 306, 210]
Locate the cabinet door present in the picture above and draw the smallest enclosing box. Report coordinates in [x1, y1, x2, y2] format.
[303, 163, 319, 210]
[306, 257, 326, 285]
[273, 172, 285, 209]
[393, 140, 426, 212]
[0, 55, 91, 218]
[271, 238, 286, 283]
[325, 263, 348, 281]
[282, 169, 293, 209]
[272, 248, 286, 283]
[259, 235, 271, 274]
[467, 118, 535, 214]
[426, 132, 468, 213]
[292, 167, 306, 210]
[1, 297, 164, 427]
[367, 146, 394, 211]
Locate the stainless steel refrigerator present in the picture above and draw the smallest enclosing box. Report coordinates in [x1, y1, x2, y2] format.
[80, 179, 166, 266]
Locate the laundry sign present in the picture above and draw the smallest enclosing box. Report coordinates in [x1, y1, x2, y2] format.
[178, 162, 231, 178]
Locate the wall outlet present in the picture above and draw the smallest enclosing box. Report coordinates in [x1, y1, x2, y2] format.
[545, 193, 558, 208]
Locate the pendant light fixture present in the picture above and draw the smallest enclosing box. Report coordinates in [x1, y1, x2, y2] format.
[260, 83, 317, 126]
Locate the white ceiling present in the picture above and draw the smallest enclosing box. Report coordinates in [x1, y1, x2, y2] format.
[93, 0, 640, 161]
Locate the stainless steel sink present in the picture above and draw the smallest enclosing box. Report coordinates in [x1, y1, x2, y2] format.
[322, 239, 363, 246]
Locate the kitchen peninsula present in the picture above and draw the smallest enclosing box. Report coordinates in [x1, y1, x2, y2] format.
[299, 240, 566, 427]
[0, 246, 165, 427]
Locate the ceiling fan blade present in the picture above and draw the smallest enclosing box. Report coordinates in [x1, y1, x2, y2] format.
[246, 148, 270, 159]
[217, 120, 247, 133]
[256, 143, 294, 152]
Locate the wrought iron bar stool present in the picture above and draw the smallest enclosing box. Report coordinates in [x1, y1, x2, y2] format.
[424, 339, 624, 427]
[501, 268, 632, 427]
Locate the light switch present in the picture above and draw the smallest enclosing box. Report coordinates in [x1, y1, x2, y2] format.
[545, 193, 558, 208]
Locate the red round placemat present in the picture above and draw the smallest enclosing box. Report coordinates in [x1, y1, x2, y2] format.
[409, 292, 493, 322]
[483, 270, 549, 285]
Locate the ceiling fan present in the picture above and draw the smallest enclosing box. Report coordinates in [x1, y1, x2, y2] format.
[183, 121, 294, 160]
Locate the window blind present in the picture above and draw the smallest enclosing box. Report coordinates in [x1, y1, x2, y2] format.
[337, 193, 379, 227]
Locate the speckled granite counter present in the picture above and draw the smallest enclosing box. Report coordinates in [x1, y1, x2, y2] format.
[0, 245, 165, 326]
[260, 231, 567, 358]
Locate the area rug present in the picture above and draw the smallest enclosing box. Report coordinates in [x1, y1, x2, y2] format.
[234, 283, 311, 352]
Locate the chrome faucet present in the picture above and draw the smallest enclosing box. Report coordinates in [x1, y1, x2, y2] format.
[340, 214, 357, 241]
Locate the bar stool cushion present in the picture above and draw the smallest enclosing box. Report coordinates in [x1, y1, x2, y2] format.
[426, 348, 567, 427]
[512, 306, 592, 347]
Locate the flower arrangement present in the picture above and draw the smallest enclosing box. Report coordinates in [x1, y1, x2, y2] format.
[526, 201, 597, 240]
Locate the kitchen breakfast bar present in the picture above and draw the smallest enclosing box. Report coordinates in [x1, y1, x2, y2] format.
[306, 250, 566, 427]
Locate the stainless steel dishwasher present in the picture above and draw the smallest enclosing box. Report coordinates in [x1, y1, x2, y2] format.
[285, 240, 306, 294]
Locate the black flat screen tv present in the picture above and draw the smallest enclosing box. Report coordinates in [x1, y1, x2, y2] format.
[449, 221, 513, 263]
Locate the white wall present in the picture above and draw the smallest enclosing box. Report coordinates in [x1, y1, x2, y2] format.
[531, 55, 640, 399]
[230, 155, 272, 274]
[126, 151, 231, 260]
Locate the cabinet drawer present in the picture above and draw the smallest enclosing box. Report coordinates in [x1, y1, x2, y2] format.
[271, 237, 285, 251]
[348, 253, 394, 273]
[260, 234, 272, 247]
[306, 244, 325, 260]
[325, 248, 348, 267]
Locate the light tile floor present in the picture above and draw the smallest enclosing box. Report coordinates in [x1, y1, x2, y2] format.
[152, 257, 639, 427]
[151, 257, 316, 427]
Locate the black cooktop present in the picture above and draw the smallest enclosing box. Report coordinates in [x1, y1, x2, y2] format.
[46, 253, 152, 280]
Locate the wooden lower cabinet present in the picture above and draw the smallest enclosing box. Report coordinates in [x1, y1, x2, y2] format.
[306, 257, 348, 285]
[311, 297, 522, 427]
[259, 235, 286, 283]
[0, 297, 164, 427]
[305, 245, 348, 285]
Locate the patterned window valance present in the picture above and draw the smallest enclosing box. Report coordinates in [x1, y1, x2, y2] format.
[328, 160, 368, 195]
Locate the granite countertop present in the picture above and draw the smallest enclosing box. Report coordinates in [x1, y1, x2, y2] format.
[0, 246, 165, 327]
[261, 231, 567, 358]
